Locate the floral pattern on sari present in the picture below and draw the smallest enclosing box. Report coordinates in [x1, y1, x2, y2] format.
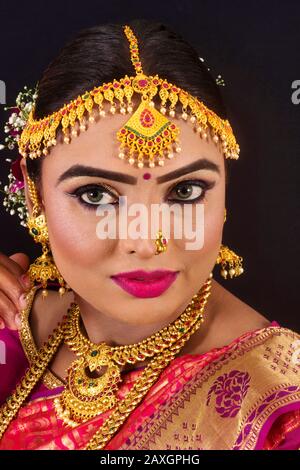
[206, 370, 251, 418]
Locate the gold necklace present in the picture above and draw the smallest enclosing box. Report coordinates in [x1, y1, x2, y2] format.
[0, 319, 64, 441]
[0, 276, 212, 450]
[55, 276, 212, 426]
[85, 276, 212, 450]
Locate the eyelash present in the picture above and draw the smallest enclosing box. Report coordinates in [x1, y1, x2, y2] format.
[67, 179, 215, 211]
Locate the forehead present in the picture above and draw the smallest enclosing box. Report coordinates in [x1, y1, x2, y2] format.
[42, 109, 225, 178]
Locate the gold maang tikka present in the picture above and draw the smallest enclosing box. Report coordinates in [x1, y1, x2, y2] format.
[26, 176, 67, 298]
[18, 26, 240, 169]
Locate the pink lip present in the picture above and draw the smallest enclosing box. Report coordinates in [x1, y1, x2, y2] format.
[110, 270, 179, 298]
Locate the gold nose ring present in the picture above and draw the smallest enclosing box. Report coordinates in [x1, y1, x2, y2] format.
[155, 230, 168, 255]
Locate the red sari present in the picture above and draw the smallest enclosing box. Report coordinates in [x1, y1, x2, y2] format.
[0, 321, 300, 450]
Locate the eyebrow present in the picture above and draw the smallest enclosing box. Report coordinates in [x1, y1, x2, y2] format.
[156, 158, 220, 183]
[56, 158, 220, 187]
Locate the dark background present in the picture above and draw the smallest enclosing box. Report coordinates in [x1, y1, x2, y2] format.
[0, 0, 299, 331]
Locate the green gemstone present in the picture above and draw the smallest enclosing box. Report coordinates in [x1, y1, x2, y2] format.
[90, 350, 98, 357]
[89, 382, 95, 387]
[83, 93, 90, 100]
[31, 227, 39, 236]
[179, 328, 185, 333]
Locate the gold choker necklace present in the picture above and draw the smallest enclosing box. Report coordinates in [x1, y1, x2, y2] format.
[54, 275, 212, 428]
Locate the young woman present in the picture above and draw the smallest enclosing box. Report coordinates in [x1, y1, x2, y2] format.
[0, 19, 299, 450]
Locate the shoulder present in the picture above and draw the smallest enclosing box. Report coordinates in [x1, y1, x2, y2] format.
[228, 325, 300, 450]
[190, 314, 300, 449]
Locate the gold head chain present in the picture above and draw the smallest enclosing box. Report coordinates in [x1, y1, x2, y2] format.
[18, 25, 240, 168]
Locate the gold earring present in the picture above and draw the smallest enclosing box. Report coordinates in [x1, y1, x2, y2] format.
[26, 176, 68, 298]
[224, 208, 227, 223]
[155, 230, 168, 255]
[216, 244, 244, 279]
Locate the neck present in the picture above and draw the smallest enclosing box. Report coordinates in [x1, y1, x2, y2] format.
[73, 279, 216, 357]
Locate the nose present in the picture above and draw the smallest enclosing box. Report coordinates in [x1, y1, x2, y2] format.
[117, 214, 169, 258]
[118, 233, 159, 259]
[116, 195, 170, 259]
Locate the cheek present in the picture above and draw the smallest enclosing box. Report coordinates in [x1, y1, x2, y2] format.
[172, 182, 225, 278]
[43, 189, 110, 272]
[180, 207, 223, 263]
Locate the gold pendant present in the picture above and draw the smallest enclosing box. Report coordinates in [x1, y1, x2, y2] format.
[55, 344, 122, 425]
[116, 98, 180, 168]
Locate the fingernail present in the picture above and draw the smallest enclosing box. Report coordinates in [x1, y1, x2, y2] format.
[19, 293, 27, 310]
[20, 274, 31, 289]
[15, 314, 21, 329]
[0, 319, 4, 329]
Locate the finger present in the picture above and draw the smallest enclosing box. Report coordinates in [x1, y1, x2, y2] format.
[0, 264, 26, 311]
[0, 252, 28, 278]
[0, 291, 19, 330]
[9, 252, 30, 272]
[9, 253, 31, 289]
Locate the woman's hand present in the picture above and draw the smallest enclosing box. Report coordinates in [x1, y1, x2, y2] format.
[0, 252, 31, 330]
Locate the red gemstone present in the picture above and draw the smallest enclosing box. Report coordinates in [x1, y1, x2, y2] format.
[138, 138, 144, 144]
[164, 131, 169, 135]
[129, 133, 134, 139]
[140, 109, 154, 128]
[103, 85, 109, 90]
[156, 137, 161, 142]
[163, 83, 169, 89]
[138, 79, 148, 87]
[148, 141, 153, 146]
[170, 124, 176, 129]
[172, 87, 178, 92]
[153, 79, 159, 85]
[113, 82, 120, 88]
[121, 129, 126, 134]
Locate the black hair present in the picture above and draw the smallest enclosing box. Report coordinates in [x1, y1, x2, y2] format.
[27, 18, 230, 184]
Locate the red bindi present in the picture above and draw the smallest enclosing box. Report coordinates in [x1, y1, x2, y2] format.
[143, 172, 151, 180]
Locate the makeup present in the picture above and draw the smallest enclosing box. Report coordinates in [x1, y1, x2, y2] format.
[110, 269, 179, 298]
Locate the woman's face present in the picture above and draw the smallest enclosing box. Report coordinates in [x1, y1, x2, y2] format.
[24, 106, 226, 327]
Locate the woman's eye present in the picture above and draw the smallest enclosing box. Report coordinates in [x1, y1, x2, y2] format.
[69, 185, 118, 209]
[80, 188, 116, 205]
[167, 180, 212, 204]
